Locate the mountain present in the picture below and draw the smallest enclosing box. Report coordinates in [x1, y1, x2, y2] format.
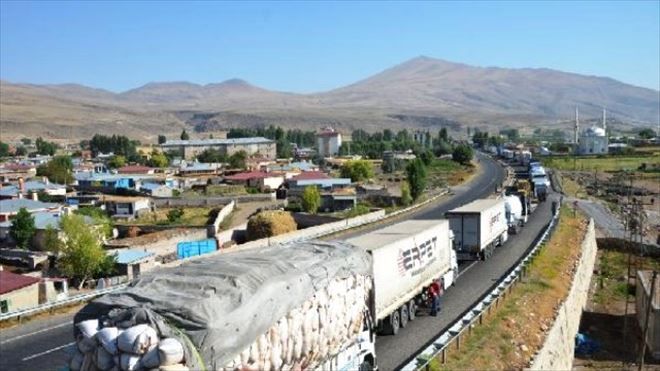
[318, 56, 660, 124]
[1, 57, 658, 141]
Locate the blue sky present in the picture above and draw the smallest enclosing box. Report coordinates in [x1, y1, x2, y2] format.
[1, 1, 658, 93]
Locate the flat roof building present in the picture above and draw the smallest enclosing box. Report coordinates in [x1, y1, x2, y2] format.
[161, 137, 276, 160]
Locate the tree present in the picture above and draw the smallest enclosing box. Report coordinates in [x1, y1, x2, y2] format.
[46, 214, 110, 289]
[197, 148, 227, 163]
[452, 144, 474, 165]
[639, 128, 655, 139]
[0, 142, 9, 157]
[406, 158, 427, 201]
[418, 149, 434, 166]
[301, 185, 321, 214]
[107, 155, 126, 169]
[180, 129, 190, 140]
[228, 150, 247, 169]
[340, 160, 373, 182]
[10, 208, 36, 249]
[15, 146, 28, 156]
[400, 182, 412, 206]
[148, 150, 169, 168]
[36, 137, 58, 156]
[157, 135, 167, 144]
[37, 155, 74, 184]
[21, 138, 32, 145]
[438, 128, 449, 142]
[434, 140, 453, 156]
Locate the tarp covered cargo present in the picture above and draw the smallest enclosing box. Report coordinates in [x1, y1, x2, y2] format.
[75, 240, 372, 370]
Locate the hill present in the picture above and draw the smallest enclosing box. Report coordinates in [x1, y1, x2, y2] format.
[1, 57, 658, 141]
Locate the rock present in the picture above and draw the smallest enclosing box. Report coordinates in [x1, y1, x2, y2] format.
[520, 344, 529, 353]
[541, 324, 549, 332]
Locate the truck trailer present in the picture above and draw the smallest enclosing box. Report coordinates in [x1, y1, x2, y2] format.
[446, 198, 508, 261]
[346, 220, 457, 336]
[72, 241, 377, 371]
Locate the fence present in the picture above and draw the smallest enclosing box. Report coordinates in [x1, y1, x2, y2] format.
[401, 200, 562, 371]
[0, 284, 128, 322]
[176, 239, 218, 259]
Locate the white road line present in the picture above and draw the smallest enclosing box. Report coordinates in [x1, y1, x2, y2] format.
[0, 321, 70, 345]
[21, 341, 75, 361]
[457, 261, 478, 277]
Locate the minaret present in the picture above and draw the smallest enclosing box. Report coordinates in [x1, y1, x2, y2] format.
[602, 107, 607, 132]
[574, 106, 580, 144]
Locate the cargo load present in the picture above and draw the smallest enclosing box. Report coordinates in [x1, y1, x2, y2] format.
[446, 198, 508, 261]
[73, 240, 376, 371]
[346, 220, 457, 335]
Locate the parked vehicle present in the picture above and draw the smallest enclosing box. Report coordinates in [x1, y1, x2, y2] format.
[346, 220, 457, 335]
[446, 198, 508, 261]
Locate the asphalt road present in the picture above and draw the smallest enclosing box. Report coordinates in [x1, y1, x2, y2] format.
[0, 153, 509, 371]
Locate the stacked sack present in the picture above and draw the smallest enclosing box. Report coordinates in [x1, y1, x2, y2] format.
[68, 319, 187, 371]
[220, 274, 372, 371]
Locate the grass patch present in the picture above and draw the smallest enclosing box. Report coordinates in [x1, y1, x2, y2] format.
[431, 206, 587, 370]
[542, 155, 657, 172]
[427, 159, 475, 187]
[128, 207, 217, 226]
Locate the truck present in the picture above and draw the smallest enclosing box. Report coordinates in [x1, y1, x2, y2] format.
[532, 178, 549, 202]
[73, 241, 378, 371]
[446, 198, 508, 261]
[502, 149, 515, 160]
[346, 220, 457, 336]
[504, 195, 524, 234]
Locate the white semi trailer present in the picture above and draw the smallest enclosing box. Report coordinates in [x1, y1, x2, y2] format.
[446, 198, 508, 261]
[346, 220, 458, 335]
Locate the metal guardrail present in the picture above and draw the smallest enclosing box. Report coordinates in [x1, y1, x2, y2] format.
[0, 284, 128, 322]
[401, 201, 562, 371]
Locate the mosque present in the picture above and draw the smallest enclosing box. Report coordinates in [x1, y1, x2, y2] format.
[574, 107, 609, 155]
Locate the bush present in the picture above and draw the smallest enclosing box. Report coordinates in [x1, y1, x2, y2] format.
[452, 144, 474, 165]
[340, 160, 374, 182]
[406, 158, 427, 201]
[167, 208, 184, 223]
[246, 211, 297, 241]
[301, 186, 321, 214]
[400, 182, 412, 206]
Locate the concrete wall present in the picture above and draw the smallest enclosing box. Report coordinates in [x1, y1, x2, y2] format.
[208, 200, 235, 237]
[531, 219, 597, 370]
[636, 270, 660, 360]
[0, 283, 39, 312]
[109, 229, 209, 258]
[153, 194, 275, 207]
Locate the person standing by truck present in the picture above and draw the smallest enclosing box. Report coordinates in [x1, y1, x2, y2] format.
[428, 280, 441, 316]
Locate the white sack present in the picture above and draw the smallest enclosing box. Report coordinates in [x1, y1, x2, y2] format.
[158, 338, 184, 366]
[96, 327, 119, 355]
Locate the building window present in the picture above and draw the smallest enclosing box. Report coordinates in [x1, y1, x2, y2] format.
[0, 299, 9, 313]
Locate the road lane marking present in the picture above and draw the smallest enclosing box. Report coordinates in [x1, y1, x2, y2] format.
[21, 341, 75, 361]
[0, 321, 70, 345]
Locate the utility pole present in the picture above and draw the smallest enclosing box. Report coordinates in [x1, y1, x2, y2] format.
[638, 270, 657, 371]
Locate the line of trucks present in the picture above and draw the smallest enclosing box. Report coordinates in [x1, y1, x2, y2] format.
[71, 195, 537, 371]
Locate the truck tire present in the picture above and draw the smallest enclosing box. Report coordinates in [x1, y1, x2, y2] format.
[408, 300, 416, 321]
[358, 360, 373, 371]
[399, 305, 409, 328]
[388, 311, 400, 335]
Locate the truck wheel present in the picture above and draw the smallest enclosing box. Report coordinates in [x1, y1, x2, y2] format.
[358, 361, 373, 371]
[408, 300, 416, 321]
[399, 305, 409, 328]
[389, 311, 400, 335]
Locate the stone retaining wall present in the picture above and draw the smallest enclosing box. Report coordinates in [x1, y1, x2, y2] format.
[530, 219, 597, 370]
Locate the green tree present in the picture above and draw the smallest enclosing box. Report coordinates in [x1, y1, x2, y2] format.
[107, 155, 126, 169]
[639, 128, 655, 139]
[0, 141, 10, 157]
[434, 140, 453, 156]
[45, 214, 110, 289]
[301, 185, 321, 214]
[180, 129, 190, 140]
[406, 158, 427, 201]
[15, 146, 28, 156]
[157, 135, 167, 144]
[452, 144, 474, 165]
[438, 128, 449, 142]
[35, 137, 58, 156]
[37, 155, 74, 184]
[340, 160, 373, 182]
[197, 148, 227, 163]
[228, 150, 248, 169]
[20, 138, 32, 145]
[148, 150, 169, 168]
[10, 208, 36, 249]
[400, 182, 412, 206]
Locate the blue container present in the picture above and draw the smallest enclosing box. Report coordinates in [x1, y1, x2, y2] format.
[177, 239, 218, 259]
